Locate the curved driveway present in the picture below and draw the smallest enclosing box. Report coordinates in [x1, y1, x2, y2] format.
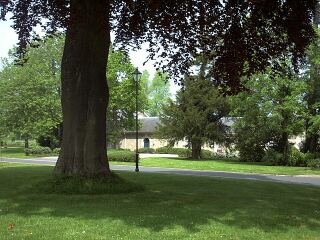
[1, 156, 320, 187]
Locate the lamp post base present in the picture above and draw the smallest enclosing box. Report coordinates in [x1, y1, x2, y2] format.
[135, 153, 139, 172]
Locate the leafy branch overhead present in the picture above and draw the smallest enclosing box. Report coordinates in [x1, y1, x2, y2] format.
[1, 0, 316, 91]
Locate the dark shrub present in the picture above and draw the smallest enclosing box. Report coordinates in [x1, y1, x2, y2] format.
[262, 150, 283, 165]
[307, 159, 320, 169]
[156, 147, 215, 159]
[155, 146, 173, 154]
[200, 150, 213, 159]
[108, 149, 135, 162]
[52, 148, 61, 155]
[25, 146, 52, 155]
[288, 148, 307, 167]
[138, 148, 156, 153]
[238, 143, 265, 162]
[175, 148, 192, 158]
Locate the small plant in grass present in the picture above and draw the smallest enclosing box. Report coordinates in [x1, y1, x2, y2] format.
[33, 173, 144, 194]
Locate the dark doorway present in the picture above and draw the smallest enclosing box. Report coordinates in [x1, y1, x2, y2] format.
[144, 138, 150, 148]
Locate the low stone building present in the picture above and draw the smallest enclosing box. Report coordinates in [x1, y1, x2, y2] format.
[119, 116, 231, 153]
[119, 116, 306, 154]
[120, 117, 166, 150]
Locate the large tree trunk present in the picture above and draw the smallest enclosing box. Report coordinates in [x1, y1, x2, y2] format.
[54, 0, 111, 177]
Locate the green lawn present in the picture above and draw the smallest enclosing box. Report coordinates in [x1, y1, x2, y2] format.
[0, 163, 320, 239]
[2, 147, 320, 176]
[0, 147, 28, 158]
[113, 157, 320, 176]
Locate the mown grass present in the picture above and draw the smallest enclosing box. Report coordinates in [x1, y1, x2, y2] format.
[2, 147, 320, 176]
[0, 163, 320, 240]
[0, 147, 27, 158]
[112, 157, 320, 176]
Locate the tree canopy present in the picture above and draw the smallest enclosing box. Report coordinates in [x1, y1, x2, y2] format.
[231, 65, 307, 163]
[145, 71, 171, 117]
[158, 71, 230, 159]
[0, 36, 63, 146]
[0, 0, 317, 177]
[107, 47, 148, 147]
[1, 0, 316, 90]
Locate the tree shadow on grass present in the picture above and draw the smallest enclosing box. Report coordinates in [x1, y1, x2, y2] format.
[0, 165, 320, 235]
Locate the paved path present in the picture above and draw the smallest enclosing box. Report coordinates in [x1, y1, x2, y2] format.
[1, 156, 320, 187]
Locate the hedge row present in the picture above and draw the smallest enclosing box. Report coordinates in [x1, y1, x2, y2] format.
[108, 149, 135, 162]
[154, 146, 213, 159]
[261, 148, 320, 168]
[106, 148, 214, 161]
[25, 146, 60, 155]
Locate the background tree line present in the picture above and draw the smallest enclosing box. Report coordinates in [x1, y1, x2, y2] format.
[0, 35, 171, 150]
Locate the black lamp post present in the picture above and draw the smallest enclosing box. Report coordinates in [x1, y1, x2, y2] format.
[133, 68, 142, 172]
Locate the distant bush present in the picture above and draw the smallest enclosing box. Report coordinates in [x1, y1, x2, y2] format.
[52, 148, 61, 155]
[25, 146, 52, 155]
[307, 159, 320, 169]
[138, 148, 156, 153]
[108, 149, 135, 162]
[155, 146, 215, 159]
[288, 148, 307, 167]
[261, 150, 283, 165]
[200, 150, 213, 159]
[155, 146, 174, 154]
[175, 148, 192, 158]
[211, 153, 239, 161]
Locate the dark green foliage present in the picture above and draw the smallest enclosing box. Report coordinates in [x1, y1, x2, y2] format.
[303, 29, 320, 153]
[52, 148, 60, 155]
[175, 148, 192, 158]
[155, 146, 175, 154]
[158, 73, 230, 159]
[155, 146, 213, 159]
[238, 140, 266, 163]
[155, 147, 188, 155]
[3, 0, 316, 177]
[107, 47, 148, 147]
[201, 150, 214, 159]
[262, 148, 319, 167]
[307, 159, 320, 169]
[0, 36, 63, 142]
[232, 66, 306, 164]
[33, 173, 144, 195]
[262, 150, 283, 166]
[107, 149, 135, 162]
[145, 71, 171, 117]
[37, 133, 60, 150]
[288, 148, 308, 167]
[138, 148, 156, 153]
[25, 146, 52, 156]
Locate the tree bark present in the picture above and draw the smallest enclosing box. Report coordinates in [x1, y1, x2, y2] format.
[54, 0, 111, 177]
[191, 140, 202, 159]
[279, 131, 290, 165]
[24, 138, 29, 149]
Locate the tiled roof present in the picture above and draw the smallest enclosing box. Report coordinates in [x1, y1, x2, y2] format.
[139, 117, 160, 133]
[126, 116, 235, 133]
